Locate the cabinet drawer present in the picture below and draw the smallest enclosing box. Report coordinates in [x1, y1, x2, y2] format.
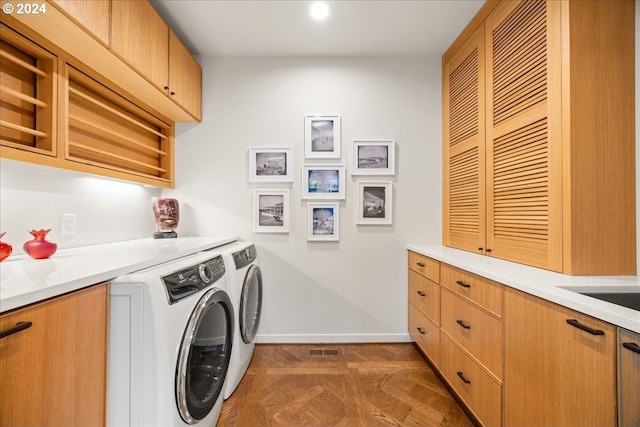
[440, 332, 502, 427]
[441, 289, 502, 379]
[408, 270, 440, 325]
[408, 251, 439, 282]
[409, 302, 440, 367]
[441, 264, 503, 317]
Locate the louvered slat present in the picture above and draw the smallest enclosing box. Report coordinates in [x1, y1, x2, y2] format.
[492, 0, 547, 126]
[449, 49, 479, 147]
[492, 119, 548, 242]
[450, 147, 479, 234]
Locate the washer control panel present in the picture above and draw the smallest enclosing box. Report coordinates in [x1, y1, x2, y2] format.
[161, 255, 226, 304]
[232, 244, 257, 269]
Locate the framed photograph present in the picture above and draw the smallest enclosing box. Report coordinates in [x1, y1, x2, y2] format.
[253, 189, 290, 233]
[249, 147, 293, 182]
[304, 114, 341, 159]
[356, 181, 393, 225]
[301, 164, 346, 200]
[307, 203, 340, 241]
[352, 140, 395, 175]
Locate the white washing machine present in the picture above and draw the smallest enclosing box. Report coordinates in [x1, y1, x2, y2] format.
[108, 249, 235, 427]
[220, 242, 263, 399]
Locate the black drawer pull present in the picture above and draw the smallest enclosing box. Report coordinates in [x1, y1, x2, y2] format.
[0, 321, 33, 339]
[417, 291, 426, 297]
[416, 262, 425, 268]
[456, 371, 471, 384]
[623, 342, 640, 355]
[566, 319, 604, 335]
[456, 320, 471, 329]
[456, 280, 471, 289]
[416, 327, 426, 335]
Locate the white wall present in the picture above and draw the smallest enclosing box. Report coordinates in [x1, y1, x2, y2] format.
[0, 159, 160, 253]
[163, 57, 442, 342]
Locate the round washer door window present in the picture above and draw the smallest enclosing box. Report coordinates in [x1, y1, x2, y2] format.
[176, 288, 233, 424]
[240, 265, 262, 344]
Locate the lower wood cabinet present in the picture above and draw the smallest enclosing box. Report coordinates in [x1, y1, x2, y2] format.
[0, 283, 108, 427]
[618, 328, 640, 427]
[408, 302, 440, 366]
[440, 332, 502, 427]
[503, 287, 616, 427]
[408, 250, 626, 427]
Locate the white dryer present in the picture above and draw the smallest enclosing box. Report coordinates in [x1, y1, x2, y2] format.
[220, 242, 263, 399]
[108, 249, 235, 427]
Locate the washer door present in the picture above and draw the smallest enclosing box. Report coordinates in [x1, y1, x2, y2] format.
[176, 288, 233, 424]
[239, 265, 263, 344]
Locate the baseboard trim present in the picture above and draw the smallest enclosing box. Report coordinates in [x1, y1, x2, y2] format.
[255, 333, 412, 344]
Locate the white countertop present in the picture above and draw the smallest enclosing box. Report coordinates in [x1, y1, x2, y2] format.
[408, 245, 640, 334]
[0, 236, 237, 313]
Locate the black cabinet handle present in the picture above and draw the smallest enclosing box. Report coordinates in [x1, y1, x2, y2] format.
[417, 291, 426, 297]
[456, 371, 471, 384]
[416, 262, 425, 268]
[486, 248, 492, 253]
[456, 320, 471, 329]
[416, 327, 426, 335]
[565, 319, 605, 335]
[623, 342, 640, 355]
[0, 321, 33, 339]
[456, 280, 471, 289]
[170, 91, 176, 96]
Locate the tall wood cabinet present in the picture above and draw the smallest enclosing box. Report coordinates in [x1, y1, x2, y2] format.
[503, 287, 616, 427]
[0, 283, 109, 427]
[443, 0, 636, 275]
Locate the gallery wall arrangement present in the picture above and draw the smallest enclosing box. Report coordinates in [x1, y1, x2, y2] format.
[248, 114, 396, 241]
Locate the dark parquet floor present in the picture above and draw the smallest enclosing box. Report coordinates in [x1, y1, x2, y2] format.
[217, 343, 473, 427]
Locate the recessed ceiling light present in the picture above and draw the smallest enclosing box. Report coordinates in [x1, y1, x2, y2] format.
[309, 1, 332, 21]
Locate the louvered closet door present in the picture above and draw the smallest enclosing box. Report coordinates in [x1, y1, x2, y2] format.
[443, 25, 486, 254]
[484, 0, 562, 271]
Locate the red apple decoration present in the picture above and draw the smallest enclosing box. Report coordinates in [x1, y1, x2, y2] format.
[0, 232, 12, 262]
[24, 229, 57, 259]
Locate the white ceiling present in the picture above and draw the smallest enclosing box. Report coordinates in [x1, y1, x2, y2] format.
[150, 0, 485, 58]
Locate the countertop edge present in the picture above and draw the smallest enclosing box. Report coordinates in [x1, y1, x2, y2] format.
[407, 244, 640, 334]
[0, 236, 238, 314]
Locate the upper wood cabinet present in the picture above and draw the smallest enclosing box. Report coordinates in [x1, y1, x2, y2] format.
[169, 30, 202, 121]
[442, 0, 636, 275]
[503, 287, 616, 427]
[111, 1, 202, 121]
[49, 0, 110, 46]
[111, 0, 169, 93]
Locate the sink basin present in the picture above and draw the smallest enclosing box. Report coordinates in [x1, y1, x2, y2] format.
[559, 286, 640, 311]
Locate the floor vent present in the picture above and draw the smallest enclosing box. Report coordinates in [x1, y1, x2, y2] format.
[309, 349, 338, 356]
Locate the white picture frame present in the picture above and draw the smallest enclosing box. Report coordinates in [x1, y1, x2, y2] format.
[304, 114, 341, 159]
[253, 189, 290, 233]
[351, 140, 396, 176]
[301, 164, 346, 200]
[249, 147, 293, 182]
[307, 202, 340, 241]
[356, 180, 393, 225]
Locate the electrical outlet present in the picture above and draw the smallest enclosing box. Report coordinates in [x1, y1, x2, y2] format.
[61, 214, 76, 235]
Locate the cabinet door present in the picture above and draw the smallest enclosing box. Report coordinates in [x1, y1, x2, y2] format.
[618, 328, 640, 427]
[483, 0, 562, 271]
[111, 0, 169, 91]
[504, 288, 616, 427]
[50, 0, 110, 46]
[168, 30, 202, 121]
[0, 283, 108, 427]
[442, 24, 486, 254]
